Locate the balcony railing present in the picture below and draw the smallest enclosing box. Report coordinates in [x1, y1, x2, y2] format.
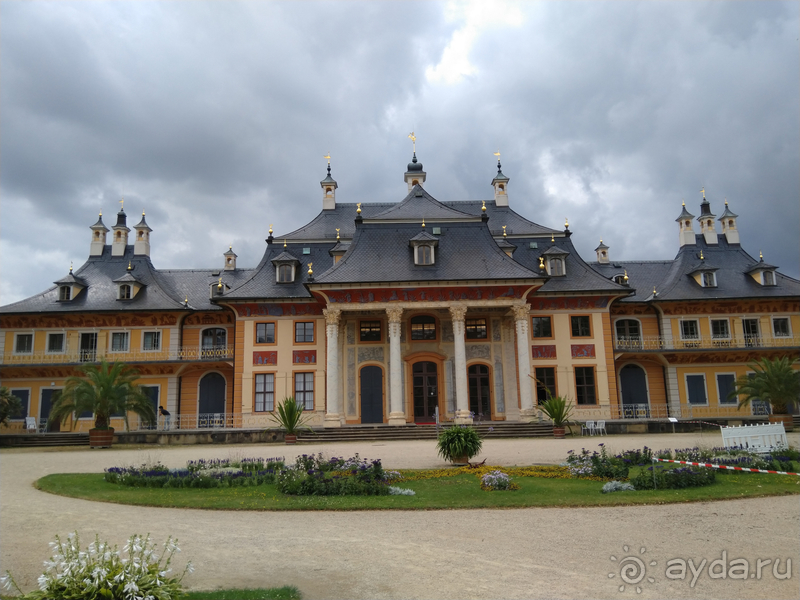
[614, 334, 800, 352]
[132, 413, 279, 431]
[2, 345, 235, 366]
[557, 403, 771, 421]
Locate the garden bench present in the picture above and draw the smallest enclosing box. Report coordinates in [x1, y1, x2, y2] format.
[720, 422, 787, 454]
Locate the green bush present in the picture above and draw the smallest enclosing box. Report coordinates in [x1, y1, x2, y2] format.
[436, 425, 483, 462]
[277, 453, 390, 496]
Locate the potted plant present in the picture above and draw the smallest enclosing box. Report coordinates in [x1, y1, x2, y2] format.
[538, 395, 574, 438]
[269, 396, 313, 443]
[48, 360, 156, 448]
[436, 425, 483, 465]
[730, 356, 800, 432]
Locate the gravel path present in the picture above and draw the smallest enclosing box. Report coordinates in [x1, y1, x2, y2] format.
[2, 432, 799, 599]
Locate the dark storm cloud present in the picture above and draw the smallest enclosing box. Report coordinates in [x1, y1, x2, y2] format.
[1, 1, 797, 305]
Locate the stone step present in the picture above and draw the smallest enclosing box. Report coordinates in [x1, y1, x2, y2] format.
[3, 433, 89, 447]
[296, 423, 554, 443]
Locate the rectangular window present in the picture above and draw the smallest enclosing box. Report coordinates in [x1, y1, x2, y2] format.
[294, 322, 314, 343]
[294, 372, 314, 410]
[143, 331, 161, 351]
[763, 271, 775, 286]
[8, 389, 29, 420]
[532, 317, 553, 339]
[410, 316, 437, 340]
[110, 332, 129, 352]
[773, 318, 790, 337]
[254, 373, 275, 412]
[742, 318, 761, 347]
[680, 320, 699, 340]
[716, 373, 737, 405]
[256, 322, 276, 344]
[359, 321, 382, 342]
[686, 374, 707, 405]
[702, 272, 716, 287]
[47, 333, 65, 353]
[570, 316, 591, 337]
[14, 334, 33, 354]
[534, 367, 556, 404]
[59, 286, 71, 301]
[710, 319, 729, 339]
[465, 318, 487, 340]
[574, 367, 597, 405]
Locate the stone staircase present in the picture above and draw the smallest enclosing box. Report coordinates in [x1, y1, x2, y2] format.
[296, 421, 554, 443]
[0, 432, 89, 448]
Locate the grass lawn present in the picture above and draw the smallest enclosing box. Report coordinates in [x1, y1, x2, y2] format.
[183, 586, 301, 599]
[35, 466, 800, 511]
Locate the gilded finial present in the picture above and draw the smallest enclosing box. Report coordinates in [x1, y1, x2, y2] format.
[336, 228, 340, 240]
[481, 200, 486, 212]
[142, 210, 146, 216]
[408, 131, 416, 152]
[357, 203, 362, 215]
[422, 218, 426, 228]
[725, 198, 728, 205]
[99, 210, 103, 216]
[120, 197, 124, 210]
[700, 250, 704, 260]
[127, 261, 132, 271]
[759, 250, 763, 261]
[494, 151, 501, 158]
[653, 286, 657, 295]
[539, 256, 545, 269]
[700, 187, 706, 199]
[269, 224, 273, 235]
[308, 262, 313, 276]
[69, 261, 73, 273]
[624, 269, 629, 282]
[551, 233, 555, 243]
[565, 217, 569, 228]
[324, 153, 331, 165]
[217, 277, 223, 289]
[502, 225, 507, 237]
[283, 239, 287, 248]
[184, 296, 188, 304]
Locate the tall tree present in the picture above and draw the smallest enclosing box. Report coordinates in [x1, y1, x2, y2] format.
[49, 360, 156, 430]
[731, 356, 800, 415]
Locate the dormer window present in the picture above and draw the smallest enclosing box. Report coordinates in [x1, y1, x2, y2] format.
[417, 244, 433, 265]
[548, 258, 564, 276]
[763, 271, 775, 286]
[613, 274, 626, 285]
[59, 286, 71, 301]
[278, 264, 294, 282]
[271, 250, 300, 284]
[702, 272, 717, 288]
[119, 284, 132, 299]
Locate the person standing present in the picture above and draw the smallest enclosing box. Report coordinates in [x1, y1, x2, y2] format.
[158, 405, 171, 431]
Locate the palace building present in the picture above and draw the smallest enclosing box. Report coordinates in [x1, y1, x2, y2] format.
[1, 153, 798, 433]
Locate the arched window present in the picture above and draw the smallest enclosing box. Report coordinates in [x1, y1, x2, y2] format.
[417, 245, 433, 265]
[410, 315, 436, 340]
[119, 284, 132, 300]
[278, 264, 293, 282]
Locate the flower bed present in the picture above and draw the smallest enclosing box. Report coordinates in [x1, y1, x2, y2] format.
[104, 456, 285, 488]
[277, 453, 391, 496]
[631, 465, 716, 490]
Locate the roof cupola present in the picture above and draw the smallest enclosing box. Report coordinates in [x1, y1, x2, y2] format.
[491, 154, 509, 207]
[675, 201, 696, 247]
[90, 212, 109, 257]
[595, 239, 610, 264]
[112, 200, 130, 257]
[718, 200, 740, 245]
[404, 132, 426, 191]
[224, 245, 237, 270]
[133, 211, 152, 256]
[321, 155, 338, 210]
[697, 189, 717, 245]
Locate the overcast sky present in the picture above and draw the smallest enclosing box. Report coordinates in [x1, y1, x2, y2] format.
[1, 1, 798, 306]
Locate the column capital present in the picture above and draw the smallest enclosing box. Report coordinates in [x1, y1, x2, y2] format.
[448, 305, 468, 322]
[386, 306, 404, 324]
[511, 303, 530, 321]
[323, 307, 342, 326]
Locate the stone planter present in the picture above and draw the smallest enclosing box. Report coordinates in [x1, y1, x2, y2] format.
[552, 426, 566, 439]
[284, 434, 298, 444]
[451, 455, 470, 466]
[89, 428, 115, 449]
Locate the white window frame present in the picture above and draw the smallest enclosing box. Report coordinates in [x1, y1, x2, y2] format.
[684, 373, 708, 406]
[709, 318, 730, 339]
[772, 317, 791, 338]
[14, 333, 34, 355]
[46, 332, 66, 354]
[254, 373, 275, 412]
[109, 331, 130, 353]
[7, 388, 31, 420]
[548, 257, 565, 276]
[715, 372, 737, 405]
[762, 271, 776, 286]
[58, 286, 71, 301]
[414, 244, 435, 266]
[679, 319, 700, 340]
[276, 264, 295, 283]
[118, 284, 132, 300]
[142, 330, 161, 352]
[701, 272, 717, 288]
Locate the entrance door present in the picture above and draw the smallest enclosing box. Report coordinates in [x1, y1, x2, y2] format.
[620, 364, 649, 418]
[198, 373, 226, 427]
[360, 366, 384, 424]
[40, 389, 62, 432]
[80, 333, 97, 362]
[412, 361, 438, 422]
[468, 364, 491, 419]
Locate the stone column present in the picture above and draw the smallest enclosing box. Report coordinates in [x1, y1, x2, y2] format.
[323, 308, 342, 427]
[512, 304, 536, 421]
[386, 306, 406, 426]
[449, 305, 472, 424]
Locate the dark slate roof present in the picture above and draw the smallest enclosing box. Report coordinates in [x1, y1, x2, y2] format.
[440, 202, 560, 237]
[675, 204, 695, 221]
[590, 235, 800, 302]
[369, 185, 474, 220]
[745, 260, 778, 273]
[312, 220, 543, 285]
[271, 251, 300, 263]
[53, 272, 86, 286]
[409, 230, 439, 243]
[0, 245, 262, 314]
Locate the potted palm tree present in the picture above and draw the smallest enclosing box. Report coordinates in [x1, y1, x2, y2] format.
[730, 356, 800, 432]
[436, 425, 483, 465]
[49, 360, 156, 448]
[538, 395, 575, 438]
[269, 396, 313, 443]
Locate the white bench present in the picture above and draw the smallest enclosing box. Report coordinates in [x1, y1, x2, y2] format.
[721, 422, 788, 454]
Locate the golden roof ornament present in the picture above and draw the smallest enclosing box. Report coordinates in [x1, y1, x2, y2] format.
[217, 278, 223, 289]
[308, 263, 313, 276]
[759, 250, 763, 261]
[700, 187, 706, 199]
[336, 228, 340, 240]
[120, 197, 124, 210]
[481, 200, 486, 212]
[69, 261, 73, 273]
[502, 225, 507, 237]
[551, 233, 555, 243]
[408, 131, 416, 152]
[269, 224, 273, 235]
[324, 153, 331, 165]
[283, 239, 287, 248]
[539, 256, 545, 269]
[565, 217, 569, 228]
[624, 270, 629, 282]
[127, 261, 132, 271]
[422, 218, 426, 228]
[700, 250, 704, 260]
[356, 203, 362, 215]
